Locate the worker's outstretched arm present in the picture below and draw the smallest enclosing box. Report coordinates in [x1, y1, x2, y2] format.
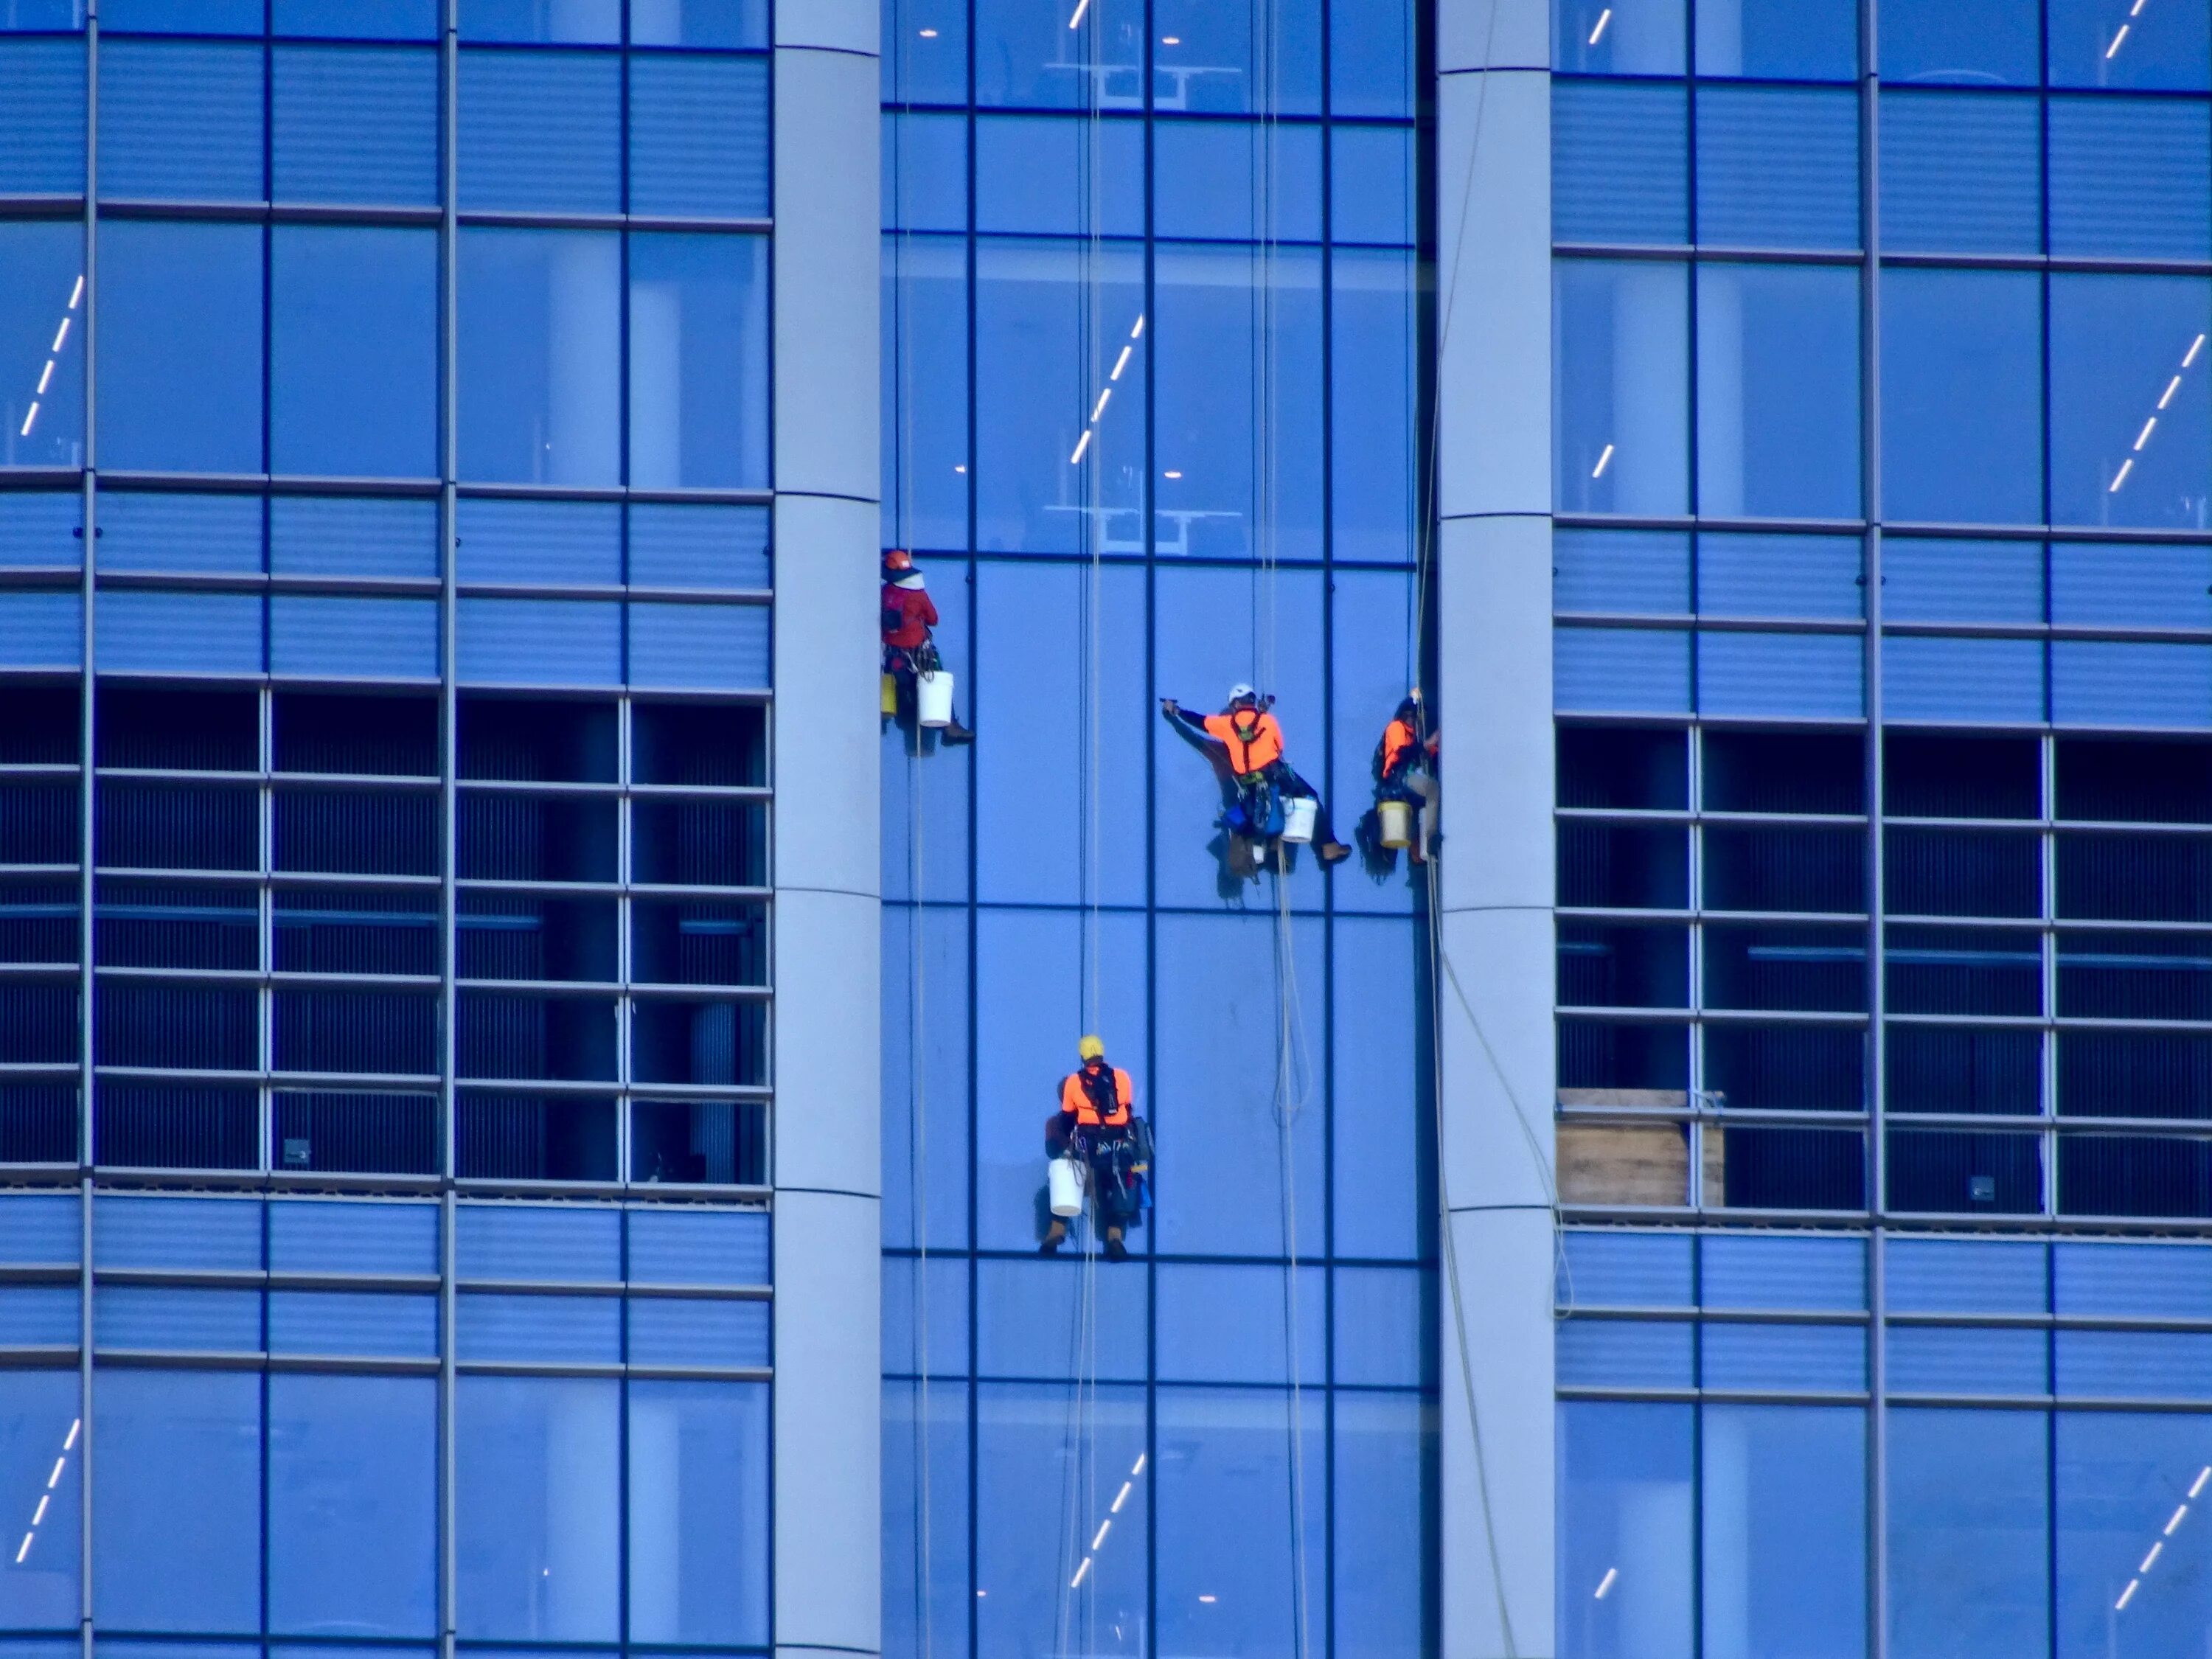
[1159, 699, 1220, 750]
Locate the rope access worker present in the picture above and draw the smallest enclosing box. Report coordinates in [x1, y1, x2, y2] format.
[881, 549, 973, 745]
[1375, 692, 1441, 863]
[1042, 1034, 1147, 1262]
[1161, 685, 1353, 865]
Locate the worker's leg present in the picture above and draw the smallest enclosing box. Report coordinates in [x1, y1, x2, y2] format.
[1408, 769, 1440, 862]
[1282, 766, 1352, 861]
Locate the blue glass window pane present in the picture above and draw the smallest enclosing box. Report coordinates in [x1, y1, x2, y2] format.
[454, 1376, 620, 1641]
[1700, 534, 1863, 619]
[0, 223, 85, 470]
[625, 1295, 769, 1366]
[1697, 0, 1856, 78]
[882, 0, 964, 104]
[1879, 91, 2041, 255]
[1703, 1233, 1866, 1308]
[0, 592, 77, 666]
[2052, 641, 2212, 731]
[99, 41, 262, 201]
[1559, 1401, 1694, 1659]
[97, 220, 263, 474]
[1701, 1405, 1867, 1658]
[1882, 268, 2043, 526]
[273, 44, 439, 206]
[973, 1256, 1148, 1382]
[1552, 80, 1687, 246]
[1326, 570, 1422, 912]
[1331, 247, 1419, 561]
[0, 39, 83, 193]
[1556, 260, 1688, 515]
[629, 502, 769, 588]
[1879, 0, 2038, 86]
[1702, 1324, 1867, 1391]
[94, 1194, 260, 1268]
[271, 596, 439, 679]
[1556, 0, 1684, 74]
[458, 498, 619, 585]
[2059, 1330, 2212, 1400]
[628, 54, 768, 219]
[1884, 538, 2044, 624]
[458, 49, 619, 212]
[1333, 1265, 1426, 1388]
[1697, 88, 1859, 250]
[1887, 1326, 2048, 1394]
[627, 602, 770, 689]
[102, 0, 260, 30]
[270, 495, 438, 579]
[1329, 0, 1411, 115]
[1332, 1392, 1429, 1658]
[884, 112, 967, 233]
[1882, 636, 2045, 723]
[2050, 275, 2212, 530]
[631, 0, 768, 48]
[883, 1380, 969, 1659]
[626, 1381, 769, 1644]
[883, 1255, 968, 1378]
[271, 225, 439, 479]
[461, 0, 619, 41]
[1889, 1408, 2049, 1659]
[456, 1202, 621, 1279]
[0, 1193, 77, 1264]
[1151, 0, 1321, 113]
[268, 1374, 437, 1637]
[95, 1287, 260, 1352]
[1327, 917, 1425, 1255]
[458, 229, 621, 485]
[882, 232, 970, 552]
[627, 232, 770, 490]
[91, 1369, 260, 1632]
[0, 1287, 77, 1346]
[2056, 1240, 2212, 1317]
[2048, 0, 2211, 90]
[2056, 1412, 2212, 1652]
[1156, 1263, 1325, 1385]
[2050, 99, 2212, 262]
[98, 492, 260, 574]
[268, 1291, 439, 1356]
[1555, 529, 1689, 615]
[0, 2, 81, 31]
[1153, 118, 1321, 241]
[1555, 626, 1691, 713]
[0, 1372, 81, 1627]
[462, 1292, 621, 1362]
[1331, 122, 1413, 246]
[1699, 632, 1863, 719]
[1696, 265, 1861, 519]
[1559, 1231, 1694, 1307]
[275, 0, 438, 36]
[269, 1198, 437, 1273]
[1888, 1237, 2048, 1312]
[973, 0, 1141, 108]
[2053, 543, 2212, 629]
[973, 114, 1144, 237]
[627, 1206, 768, 1284]
[97, 591, 263, 675]
[1557, 1318, 1697, 1387]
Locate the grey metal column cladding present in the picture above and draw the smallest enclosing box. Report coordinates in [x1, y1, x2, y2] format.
[1435, 2, 1556, 1656]
[77, 7, 100, 1650]
[769, 3, 883, 1658]
[439, 2, 461, 1654]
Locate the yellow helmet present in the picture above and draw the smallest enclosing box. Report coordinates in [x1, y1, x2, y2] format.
[1077, 1034, 1105, 1062]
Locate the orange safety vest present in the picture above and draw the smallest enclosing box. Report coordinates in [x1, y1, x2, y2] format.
[1060, 1062, 1134, 1127]
[1380, 717, 1419, 779]
[1200, 708, 1284, 777]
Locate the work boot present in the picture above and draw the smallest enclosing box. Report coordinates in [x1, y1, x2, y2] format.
[1318, 840, 1353, 865]
[941, 720, 975, 746]
[1039, 1220, 1066, 1253]
[1103, 1228, 1127, 1262]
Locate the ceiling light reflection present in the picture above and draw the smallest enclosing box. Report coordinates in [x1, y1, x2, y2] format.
[1595, 1566, 1618, 1600]
[1591, 442, 1615, 479]
[1588, 7, 1612, 45]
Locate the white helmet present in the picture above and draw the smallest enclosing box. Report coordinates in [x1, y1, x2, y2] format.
[1227, 682, 1257, 705]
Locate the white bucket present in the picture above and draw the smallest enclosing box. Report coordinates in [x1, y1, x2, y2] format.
[1379, 799, 1413, 849]
[1048, 1155, 1086, 1218]
[917, 669, 954, 728]
[1281, 795, 1318, 844]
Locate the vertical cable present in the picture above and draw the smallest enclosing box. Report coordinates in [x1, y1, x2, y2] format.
[76, 4, 99, 1644]
[438, 2, 460, 1655]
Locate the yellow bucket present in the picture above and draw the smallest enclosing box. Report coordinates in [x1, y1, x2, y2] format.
[1379, 799, 1413, 849]
[881, 672, 899, 716]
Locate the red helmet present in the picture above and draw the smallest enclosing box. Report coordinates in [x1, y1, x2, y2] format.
[883, 548, 914, 572]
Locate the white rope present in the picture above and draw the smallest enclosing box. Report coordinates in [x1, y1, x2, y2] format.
[906, 744, 934, 1659]
[1272, 869, 1315, 1659]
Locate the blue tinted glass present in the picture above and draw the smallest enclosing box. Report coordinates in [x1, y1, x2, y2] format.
[1703, 1233, 1865, 1309]
[2056, 1412, 2212, 1653]
[626, 1381, 770, 1643]
[630, 0, 768, 47]
[454, 1376, 620, 1640]
[456, 1202, 621, 1279]
[1557, 1318, 1697, 1387]
[1879, 91, 2041, 255]
[1555, 529, 1689, 614]
[458, 49, 619, 212]
[882, 232, 970, 552]
[98, 491, 260, 573]
[1883, 538, 2044, 624]
[2059, 1330, 2212, 1400]
[625, 1295, 769, 1365]
[0, 1193, 77, 1263]
[1696, 264, 1860, 519]
[270, 495, 439, 578]
[628, 53, 769, 218]
[275, 0, 438, 36]
[1324, 924, 1422, 1253]
[273, 44, 439, 205]
[883, 1380, 970, 1659]
[1331, 248, 1419, 560]
[1555, 625, 1691, 713]
[2053, 543, 2212, 629]
[883, 1255, 968, 1376]
[1889, 1408, 2049, 1659]
[458, 497, 620, 585]
[0, 39, 83, 193]
[100, 41, 262, 201]
[0, 1288, 69, 1343]
[628, 601, 769, 689]
[94, 1194, 260, 1267]
[1697, 0, 1855, 77]
[459, 228, 621, 486]
[1332, 1392, 1428, 1656]
[271, 596, 439, 679]
[461, 0, 619, 41]
[1331, 123, 1413, 246]
[1330, 0, 1411, 115]
[1703, 1324, 1867, 1391]
[94, 1286, 261, 1351]
[91, 1368, 261, 1632]
[883, 0, 966, 105]
[1154, 118, 1321, 241]
[1559, 1231, 1694, 1307]
[1, 223, 86, 470]
[102, 0, 261, 29]
[975, 1257, 1147, 1381]
[2051, 640, 2212, 730]
[97, 591, 263, 674]
[0, 1371, 80, 1627]
[2056, 1239, 2212, 1317]
[629, 503, 770, 588]
[1153, 0, 1321, 113]
[98, 220, 263, 474]
[1699, 631, 1863, 718]
[271, 226, 438, 479]
[628, 232, 770, 489]
[1701, 1405, 1867, 1658]
[0, 1, 82, 28]
[1888, 1236, 2048, 1311]
[1556, 260, 1688, 515]
[1696, 88, 1858, 250]
[973, 114, 1144, 237]
[1559, 1401, 1694, 1659]
[1156, 1263, 1325, 1384]
[1879, 0, 2038, 85]
[269, 1197, 438, 1272]
[2048, 0, 2212, 89]
[884, 112, 967, 233]
[268, 1374, 437, 1636]
[0, 494, 77, 568]
[973, 0, 1138, 108]
[1882, 268, 2043, 526]
[2049, 274, 2212, 530]
[1552, 81, 1688, 246]
[1556, 0, 1684, 74]
[1887, 1326, 2048, 1394]
[2050, 99, 2212, 261]
[266, 1290, 438, 1355]
[1882, 635, 2045, 723]
[0, 591, 80, 667]
[1700, 534, 1862, 619]
[1334, 1265, 1426, 1387]
[879, 914, 970, 1250]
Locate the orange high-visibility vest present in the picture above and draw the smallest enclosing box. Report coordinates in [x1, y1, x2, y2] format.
[1200, 709, 1284, 776]
[1060, 1063, 1133, 1126]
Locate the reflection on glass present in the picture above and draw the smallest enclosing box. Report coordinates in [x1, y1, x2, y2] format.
[1153, 0, 1321, 114]
[2048, 0, 2212, 91]
[885, 1380, 971, 1659]
[0, 1371, 81, 1628]
[268, 1374, 438, 1637]
[91, 1368, 262, 1632]
[1882, 268, 2043, 526]
[2048, 274, 2212, 530]
[461, 0, 620, 44]
[884, 0, 970, 105]
[1889, 1408, 2049, 1659]
[1559, 1401, 1694, 1659]
[627, 1381, 769, 1645]
[1878, 0, 2039, 86]
[2056, 1412, 2212, 1657]
[1328, 0, 1412, 116]
[1153, 119, 1321, 241]
[1333, 1392, 1430, 1658]
[973, 0, 1144, 110]
[459, 228, 620, 487]
[1554, 0, 1685, 75]
[0, 222, 83, 470]
[1695, 264, 1860, 520]
[1332, 249, 1418, 561]
[884, 234, 970, 552]
[974, 112, 1145, 237]
[1696, 0, 1856, 79]
[454, 1375, 620, 1641]
[1556, 260, 1689, 516]
[627, 233, 770, 490]
[1700, 1405, 1866, 1659]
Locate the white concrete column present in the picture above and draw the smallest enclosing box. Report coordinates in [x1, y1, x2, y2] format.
[771, 5, 883, 1657]
[1436, 3, 1555, 1656]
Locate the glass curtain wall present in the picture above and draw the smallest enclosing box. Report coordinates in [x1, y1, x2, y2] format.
[880, 3, 1436, 1656]
[1551, 0, 2212, 1653]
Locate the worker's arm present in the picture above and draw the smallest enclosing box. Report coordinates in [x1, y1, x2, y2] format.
[1160, 700, 1219, 746]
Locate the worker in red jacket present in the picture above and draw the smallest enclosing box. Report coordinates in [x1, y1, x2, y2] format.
[882, 549, 972, 744]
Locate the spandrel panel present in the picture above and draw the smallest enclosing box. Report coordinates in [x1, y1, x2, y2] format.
[2048, 97, 2212, 262]
[458, 47, 619, 212]
[627, 52, 769, 220]
[98, 40, 262, 201]
[1695, 87, 1860, 251]
[0, 38, 84, 195]
[272, 44, 439, 206]
[1552, 80, 1688, 246]
[1879, 91, 2042, 257]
